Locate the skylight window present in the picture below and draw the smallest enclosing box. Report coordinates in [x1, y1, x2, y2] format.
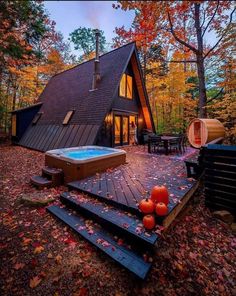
[63, 110, 74, 125]
[32, 112, 42, 125]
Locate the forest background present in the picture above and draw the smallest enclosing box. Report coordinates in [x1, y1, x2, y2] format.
[0, 1, 235, 143]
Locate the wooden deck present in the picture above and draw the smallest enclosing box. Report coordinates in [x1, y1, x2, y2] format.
[48, 146, 199, 277]
[68, 147, 199, 228]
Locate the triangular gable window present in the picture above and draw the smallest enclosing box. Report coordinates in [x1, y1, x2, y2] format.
[119, 74, 133, 99]
[63, 110, 74, 125]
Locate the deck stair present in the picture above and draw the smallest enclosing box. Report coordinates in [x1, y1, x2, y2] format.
[30, 175, 52, 189]
[47, 197, 155, 279]
[30, 166, 63, 189]
[42, 166, 63, 186]
[60, 191, 158, 248]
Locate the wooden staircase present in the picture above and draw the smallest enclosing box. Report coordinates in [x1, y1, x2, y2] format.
[30, 166, 63, 189]
[47, 191, 159, 279]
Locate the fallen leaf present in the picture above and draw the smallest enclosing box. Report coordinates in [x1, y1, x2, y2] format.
[47, 252, 53, 259]
[34, 246, 44, 254]
[55, 255, 62, 264]
[29, 276, 42, 288]
[22, 238, 32, 246]
[13, 262, 25, 270]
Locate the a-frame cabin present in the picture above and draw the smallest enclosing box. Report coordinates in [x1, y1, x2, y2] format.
[11, 41, 155, 152]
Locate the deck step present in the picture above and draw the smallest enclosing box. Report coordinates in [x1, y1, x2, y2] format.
[60, 192, 158, 248]
[42, 166, 64, 186]
[47, 205, 152, 279]
[42, 166, 63, 176]
[30, 175, 52, 188]
[67, 180, 140, 216]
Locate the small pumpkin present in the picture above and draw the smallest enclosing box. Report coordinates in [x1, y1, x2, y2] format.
[143, 215, 155, 230]
[155, 202, 168, 216]
[151, 185, 169, 205]
[139, 198, 155, 214]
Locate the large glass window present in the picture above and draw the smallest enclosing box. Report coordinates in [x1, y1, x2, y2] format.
[122, 116, 129, 143]
[119, 74, 126, 97]
[126, 75, 133, 99]
[119, 74, 133, 99]
[114, 116, 121, 145]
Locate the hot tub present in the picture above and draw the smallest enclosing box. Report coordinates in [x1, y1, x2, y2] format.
[45, 146, 126, 183]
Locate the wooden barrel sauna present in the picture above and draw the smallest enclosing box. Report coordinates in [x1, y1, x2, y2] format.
[187, 118, 225, 148]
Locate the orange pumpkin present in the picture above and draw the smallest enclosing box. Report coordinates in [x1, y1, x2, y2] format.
[139, 198, 155, 214]
[151, 185, 169, 205]
[155, 202, 168, 216]
[143, 215, 155, 230]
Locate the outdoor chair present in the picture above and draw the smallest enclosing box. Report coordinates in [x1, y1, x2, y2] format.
[149, 135, 163, 153]
[169, 137, 180, 153]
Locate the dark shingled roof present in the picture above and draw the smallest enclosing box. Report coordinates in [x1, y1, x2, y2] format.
[19, 42, 151, 152]
[38, 42, 135, 125]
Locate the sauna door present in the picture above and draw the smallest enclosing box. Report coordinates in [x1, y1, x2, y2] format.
[194, 121, 201, 145]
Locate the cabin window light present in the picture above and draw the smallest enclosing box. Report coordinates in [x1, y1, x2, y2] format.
[12, 114, 16, 136]
[32, 112, 42, 125]
[63, 110, 74, 125]
[119, 74, 133, 99]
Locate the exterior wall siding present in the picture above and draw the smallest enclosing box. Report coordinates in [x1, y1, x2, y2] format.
[11, 105, 42, 143]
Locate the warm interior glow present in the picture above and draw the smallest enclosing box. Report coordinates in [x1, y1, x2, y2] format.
[114, 116, 121, 144]
[119, 73, 133, 99]
[12, 114, 16, 136]
[63, 110, 74, 125]
[194, 121, 201, 145]
[122, 116, 129, 143]
[119, 74, 126, 97]
[126, 75, 133, 99]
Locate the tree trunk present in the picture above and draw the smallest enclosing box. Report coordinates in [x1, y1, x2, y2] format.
[196, 54, 207, 117]
[194, 3, 207, 118]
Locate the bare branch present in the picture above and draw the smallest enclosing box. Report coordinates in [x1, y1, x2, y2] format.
[207, 88, 224, 104]
[167, 11, 198, 54]
[202, 0, 220, 37]
[204, 7, 236, 59]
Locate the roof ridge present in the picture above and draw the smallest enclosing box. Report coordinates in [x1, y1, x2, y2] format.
[52, 41, 136, 78]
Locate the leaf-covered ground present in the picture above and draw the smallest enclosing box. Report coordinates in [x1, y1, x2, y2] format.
[0, 145, 235, 296]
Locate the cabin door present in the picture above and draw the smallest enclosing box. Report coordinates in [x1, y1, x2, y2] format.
[114, 115, 129, 146]
[114, 115, 137, 146]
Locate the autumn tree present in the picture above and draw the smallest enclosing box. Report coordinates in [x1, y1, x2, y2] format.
[114, 1, 235, 117]
[147, 50, 197, 133]
[208, 22, 236, 144]
[69, 27, 106, 61]
[0, 0, 49, 130]
[0, 1, 75, 131]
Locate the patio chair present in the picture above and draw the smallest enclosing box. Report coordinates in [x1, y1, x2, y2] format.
[169, 137, 180, 153]
[150, 135, 164, 153]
